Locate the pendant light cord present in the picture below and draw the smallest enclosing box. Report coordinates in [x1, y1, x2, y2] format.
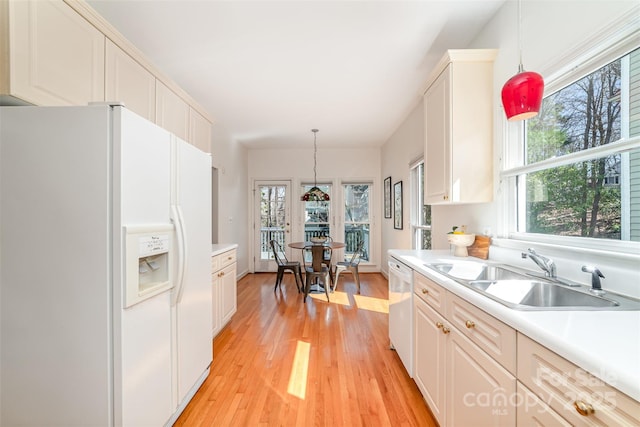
[312, 128, 318, 186]
[518, 0, 523, 73]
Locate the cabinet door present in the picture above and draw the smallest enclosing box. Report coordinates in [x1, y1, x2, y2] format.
[105, 40, 156, 122]
[424, 66, 451, 204]
[156, 80, 189, 141]
[220, 263, 237, 325]
[190, 107, 212, 153]
[447, 329, 516, 426]
[9, 0, 104, 105]
[414, 296, 446, 425]
[211, 270, 221, 338]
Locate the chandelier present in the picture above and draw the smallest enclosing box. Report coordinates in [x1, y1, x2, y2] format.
[301, 129, 330, 201]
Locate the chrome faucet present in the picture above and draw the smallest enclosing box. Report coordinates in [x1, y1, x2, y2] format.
[582, 265, 605, 295]
[522, 248, 556, 278]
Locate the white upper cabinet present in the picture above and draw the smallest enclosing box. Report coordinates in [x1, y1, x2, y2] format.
[189, 107, 212, 154]
[105, 39, 156, 122]
[1, 0, 214, 152]
[424, 49, 497, 204]
[156, 80, 190, 142]
[2, 0, 105, 106]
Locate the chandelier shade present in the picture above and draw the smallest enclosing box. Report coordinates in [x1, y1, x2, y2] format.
[501, 67, 544, 121]
[301, 129, 330, 201]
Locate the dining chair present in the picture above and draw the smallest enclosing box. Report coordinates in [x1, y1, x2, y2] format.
[302, 244, 331, 303]
[270, 240, 303, 293]
[333, 240, 364, 294]
[322, 235, 334, 284]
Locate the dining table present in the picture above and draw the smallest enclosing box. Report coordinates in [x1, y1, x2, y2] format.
[288, 240, 346, 295]
[288, 241, 346, 250]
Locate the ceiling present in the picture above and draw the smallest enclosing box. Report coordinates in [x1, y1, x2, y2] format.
[87, 0, 505, 148]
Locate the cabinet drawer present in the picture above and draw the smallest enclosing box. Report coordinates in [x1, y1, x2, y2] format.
[212, 248, 236, 272]
[211, 254, 220, 272]
[414, 272, 446, 315]
[447, 293, 516, 374]
[518, 333, 640, 426]
[219, 249, 236, 269]
[517, 382, 571, 426]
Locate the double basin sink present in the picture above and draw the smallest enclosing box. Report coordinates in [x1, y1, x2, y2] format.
[425, 262, 640, 310]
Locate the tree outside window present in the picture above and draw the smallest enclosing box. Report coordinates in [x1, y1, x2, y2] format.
[520, 47, 639, 241]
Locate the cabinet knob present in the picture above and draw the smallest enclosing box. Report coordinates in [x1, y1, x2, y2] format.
[436, 322, 444, 329]
[441, 327, 450, 335]
[228, 256, 233, 260]
[574, 400, 595, 416]
[421, 288, 429, 294]
[465, 320, 475, 329]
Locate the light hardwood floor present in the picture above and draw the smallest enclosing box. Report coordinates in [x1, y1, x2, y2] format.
[175, 272, 437, 426]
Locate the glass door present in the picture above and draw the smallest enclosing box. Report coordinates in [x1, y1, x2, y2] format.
[254, 181, 291, 272]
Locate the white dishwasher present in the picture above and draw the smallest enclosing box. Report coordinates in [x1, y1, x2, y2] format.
[388, 256, 413, 377]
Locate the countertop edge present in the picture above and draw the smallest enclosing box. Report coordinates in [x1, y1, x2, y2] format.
[388, 249, 640, 403]
[211, 243, 238, 257]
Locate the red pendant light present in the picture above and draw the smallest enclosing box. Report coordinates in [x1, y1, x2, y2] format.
[501, 64, 544, 121]
[501, 0, 544, 121]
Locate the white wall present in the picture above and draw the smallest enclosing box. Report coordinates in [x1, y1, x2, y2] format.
[247, 146, 381, 270]
[211, 124, 249, 276]
[380, 100, 424, 263]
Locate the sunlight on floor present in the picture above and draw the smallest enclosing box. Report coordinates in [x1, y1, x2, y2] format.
[287, 340, 310, 399]
[308, 290, 351, 306]
[353, 294, 389, 314]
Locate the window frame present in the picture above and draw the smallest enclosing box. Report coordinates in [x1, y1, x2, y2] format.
[499, 19, 640, 258]
[342, 182, 372, 263]
[410, 159, 431, 250]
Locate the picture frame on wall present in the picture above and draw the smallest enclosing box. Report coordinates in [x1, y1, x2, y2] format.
[384, 176, 392, 219]
[394, 180, 403, 230]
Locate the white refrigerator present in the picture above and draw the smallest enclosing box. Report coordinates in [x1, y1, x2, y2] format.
[0, 104, 212, 426]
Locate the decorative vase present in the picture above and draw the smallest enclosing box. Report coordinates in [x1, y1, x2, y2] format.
[447, 233, 476, 257]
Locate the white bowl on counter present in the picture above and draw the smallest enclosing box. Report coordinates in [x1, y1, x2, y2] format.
[447, 233, 475, 256]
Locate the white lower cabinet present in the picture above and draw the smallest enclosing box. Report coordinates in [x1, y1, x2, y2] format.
[518, 333, 640, 426]
[411, 271, 640, 426]
[414, 273, 516, 426]
[211, 248, 237, 338]
[414, 296, 447, 422]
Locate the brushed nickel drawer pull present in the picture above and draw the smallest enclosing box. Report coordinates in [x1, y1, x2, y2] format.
[574, 400, 594, 416]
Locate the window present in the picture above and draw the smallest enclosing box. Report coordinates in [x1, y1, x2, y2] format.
[302, 184, 331, 240]
[503, 46, 640, 250]
[410, 161, 431, 249]
[343, 183, 370, 262]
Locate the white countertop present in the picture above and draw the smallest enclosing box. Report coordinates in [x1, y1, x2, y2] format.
[388, 249, 640, 402]
[211, 243, 238, 257]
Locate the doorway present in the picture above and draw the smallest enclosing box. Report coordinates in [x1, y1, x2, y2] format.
[253, 180, 292, 272]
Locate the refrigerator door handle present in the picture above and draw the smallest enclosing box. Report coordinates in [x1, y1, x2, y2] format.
[171, 204, 188, 306]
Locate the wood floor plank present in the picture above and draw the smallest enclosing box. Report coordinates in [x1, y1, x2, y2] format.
[175, 272, 437, 426]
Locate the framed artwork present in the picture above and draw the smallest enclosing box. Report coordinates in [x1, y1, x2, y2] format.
[393, 180, 403, 230]
[384, 176, 392, 218]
